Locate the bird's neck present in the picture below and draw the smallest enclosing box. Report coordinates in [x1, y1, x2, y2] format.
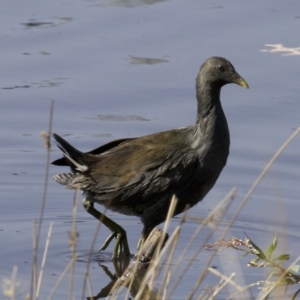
[195, 82, 222, 123]
[193, 81, 230, 166]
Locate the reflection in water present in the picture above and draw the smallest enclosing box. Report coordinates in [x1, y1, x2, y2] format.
[56, 17, 73, 22]
[88, 228, 167, 300]
[21, 21, 55, 27]
[76, 251, 118, 263]
[1, 78, 68, 90]
[2, 85, 30, 90]
[91, 114, 150, 121]
[88, 0, 167, 8]
[20, 17, 72, 29]
[87, 258, 130, 299]
[129, 56, 169, 65]
[32, 78, 68, 88]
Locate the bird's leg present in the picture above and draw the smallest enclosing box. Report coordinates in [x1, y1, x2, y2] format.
[137, 227, 152, 250]
[82, 198, 130, 259]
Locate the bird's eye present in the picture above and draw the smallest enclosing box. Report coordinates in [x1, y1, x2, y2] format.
[218, 65, 225, 72]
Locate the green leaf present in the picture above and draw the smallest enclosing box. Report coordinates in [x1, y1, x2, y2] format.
[274, 254, 290, 261]
[281, 277, 295, 285]
[265, 233, 278, 258]
[244, 232, 266, 260]
[289, 264, 300, 273]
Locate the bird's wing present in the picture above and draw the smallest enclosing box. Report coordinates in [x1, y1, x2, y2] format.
[80, 127, 198, 204]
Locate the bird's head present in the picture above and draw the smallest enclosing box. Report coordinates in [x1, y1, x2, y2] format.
[197, 56, 249, 89]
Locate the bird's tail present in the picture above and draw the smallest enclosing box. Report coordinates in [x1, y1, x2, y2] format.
[53, 172, 77, 187]
[52, 133, 88, 172]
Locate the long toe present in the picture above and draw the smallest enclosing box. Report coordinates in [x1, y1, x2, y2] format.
[98, 231, 130, 259]
[113, 231, 130, 259]
[98, 232, 116, 252]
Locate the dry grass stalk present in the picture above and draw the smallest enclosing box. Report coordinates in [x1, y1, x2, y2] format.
[30, 100, 54, 300]
[168, 187, 236, 299]
[143, 195, 179, 294]
[46, 259, 75, 300]
[121, 196, 177, 300]
[2, 266, 19, 300]
[36, 222, 53, 299]
[67, 189, 80, 300]
[81, 207, 106, 300]
[207, 268, 237, 299]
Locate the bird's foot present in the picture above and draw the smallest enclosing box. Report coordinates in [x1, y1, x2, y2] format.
[82, 198, 131, 259]
[99, 230, 131, 259]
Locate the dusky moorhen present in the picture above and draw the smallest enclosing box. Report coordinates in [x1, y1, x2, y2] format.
[52, 56, 249, 258]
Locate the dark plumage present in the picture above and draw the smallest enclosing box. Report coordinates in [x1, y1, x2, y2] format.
[52, 56, 249, 258]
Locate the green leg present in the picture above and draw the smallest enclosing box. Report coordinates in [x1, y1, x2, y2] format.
[137, 227, 152, 250]
[82, 198, 131, 259]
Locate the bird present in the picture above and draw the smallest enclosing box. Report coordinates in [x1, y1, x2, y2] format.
[52, 56, 249, 259]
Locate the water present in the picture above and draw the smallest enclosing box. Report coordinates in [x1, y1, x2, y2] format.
[1, 0, 300, 299]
